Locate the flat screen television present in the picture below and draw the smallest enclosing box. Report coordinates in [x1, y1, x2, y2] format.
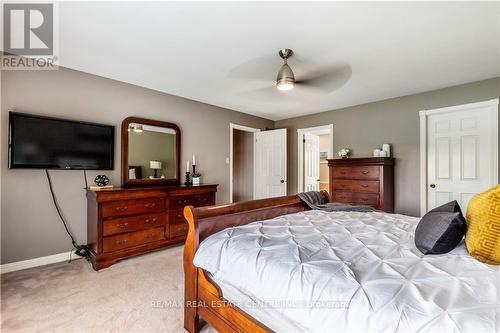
[9, 112, 115, 170]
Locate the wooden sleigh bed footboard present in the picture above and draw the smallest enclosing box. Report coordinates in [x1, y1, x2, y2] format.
[183, 191, 330, 333]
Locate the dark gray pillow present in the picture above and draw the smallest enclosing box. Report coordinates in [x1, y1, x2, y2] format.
[415, 201, 467, 254]
[428, 200, 462, 213]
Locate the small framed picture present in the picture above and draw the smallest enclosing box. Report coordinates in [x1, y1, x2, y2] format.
[319, 152, 328, 161]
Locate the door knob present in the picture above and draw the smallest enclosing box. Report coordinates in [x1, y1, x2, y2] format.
[280, 179, 285, 183]
[430, 184, 436, 188]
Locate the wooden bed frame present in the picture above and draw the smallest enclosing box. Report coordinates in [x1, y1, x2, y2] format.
[183, 192, 330, 333]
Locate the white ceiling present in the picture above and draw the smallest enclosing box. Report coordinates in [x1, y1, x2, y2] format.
[54, 2, 500, 120]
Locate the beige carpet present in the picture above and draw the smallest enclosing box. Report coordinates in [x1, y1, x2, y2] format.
[1, 246, 211, 333]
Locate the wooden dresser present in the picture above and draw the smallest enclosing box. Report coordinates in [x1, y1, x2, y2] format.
[328, 157, 394, 212]
[87, 184, 217, 270]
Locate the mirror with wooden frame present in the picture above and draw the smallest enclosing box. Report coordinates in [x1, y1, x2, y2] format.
[121, 117, 180, 187]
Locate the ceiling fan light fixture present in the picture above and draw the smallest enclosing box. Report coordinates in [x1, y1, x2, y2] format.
[276, 61, 295, 91]
[276, 78, 295, 91]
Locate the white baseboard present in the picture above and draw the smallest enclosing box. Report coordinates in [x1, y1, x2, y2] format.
[1, 251, 73, 274]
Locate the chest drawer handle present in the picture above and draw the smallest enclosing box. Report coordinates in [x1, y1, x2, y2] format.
[361, 184, 369, 188]
[361, 198, 369, 201]
[361, 170, 369, 175]
[115, 206, 128, 211]
[145, 218, 157, 224]
[116, 222, 129, 228]
[144, 203, 156, 208]
[145, 234, 156, 239]
[340, 171, 347, 175]
[178, 199, 188, 205]
[115, 239, 128, 245]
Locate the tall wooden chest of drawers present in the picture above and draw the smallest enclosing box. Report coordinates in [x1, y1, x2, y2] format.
[328, 157, 394, 212]
[87, 184, 217, 270]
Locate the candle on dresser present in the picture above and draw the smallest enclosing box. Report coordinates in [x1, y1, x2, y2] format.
[186, 160, 190, 172]
[382, 144, 391, 157]
[192, 154, 196, 165]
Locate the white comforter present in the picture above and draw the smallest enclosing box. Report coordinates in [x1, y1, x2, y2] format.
[193, 210, 499, 333]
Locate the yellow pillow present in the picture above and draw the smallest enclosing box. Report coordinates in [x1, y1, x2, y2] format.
[465, 185, 500, 265]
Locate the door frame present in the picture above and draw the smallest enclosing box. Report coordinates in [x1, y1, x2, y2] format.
[229, 123, 261, 203]
[419, 99, 499, 216]
[297, 124, 334, 192]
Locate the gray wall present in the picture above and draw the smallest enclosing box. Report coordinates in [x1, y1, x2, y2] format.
[233, 129, 254, 202]
[275, 78, 500, 217]
[1, 68, 273, 264]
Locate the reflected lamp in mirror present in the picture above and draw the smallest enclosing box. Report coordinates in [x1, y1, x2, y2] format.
[150, 160, 162, 178]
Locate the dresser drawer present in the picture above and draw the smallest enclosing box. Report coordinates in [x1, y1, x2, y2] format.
[101, 198, 164, 218]
[332, 192, 353, 204]
[102, 227, 165, 253]
[332, 180, 379, 193]
[194, 193, 215, 206]
[168, 209, 185, 224]
[170, 222, 188, 238]
[352, 193, 379, 206]
[332, 166, 380, 179]
[103, 213, 166, 236]
[169, 193, 215, 209]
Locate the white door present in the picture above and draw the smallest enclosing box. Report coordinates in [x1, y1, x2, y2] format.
[426, 101, 498, 213]
[254, 129, 287, 199]
[303, 133, 320, 191]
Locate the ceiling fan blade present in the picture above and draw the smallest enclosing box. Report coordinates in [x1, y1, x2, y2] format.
[237, 86, 280, 98]
[238, 83, 323, 100]
[228, 54, 281, 81]
[297, 63, 352, 93]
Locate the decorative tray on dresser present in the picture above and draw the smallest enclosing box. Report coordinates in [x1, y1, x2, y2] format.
[86, 184, 217, 270]
[328, 157, 394, 212]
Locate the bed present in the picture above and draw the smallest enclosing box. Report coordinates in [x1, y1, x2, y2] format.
[183, 193, 499, 333]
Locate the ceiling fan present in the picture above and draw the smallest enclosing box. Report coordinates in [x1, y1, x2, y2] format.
[230, 48, 352, 94]
[276, 49, 296, 91]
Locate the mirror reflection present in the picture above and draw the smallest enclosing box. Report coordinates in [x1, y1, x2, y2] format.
[127, 123, 177, 179]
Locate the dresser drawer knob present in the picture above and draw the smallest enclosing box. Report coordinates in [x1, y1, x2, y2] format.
[145, 218, 157, 224]
[361, 198, 369, 201]
[361, 184, 369, 188]
[362, 170, 369, 174]
[117, 222, 129, 228]
[145, 234, 155, 239]
[115, 206, 128, 211]
[144, 203, 156, 208]
[115, 239, 128, 245]
[178, 199, 188, 204]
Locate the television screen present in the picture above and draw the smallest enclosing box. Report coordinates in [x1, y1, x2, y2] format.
[9, 112, 115, 170]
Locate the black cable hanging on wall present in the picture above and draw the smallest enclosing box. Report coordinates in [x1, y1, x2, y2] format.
[45, 170, 88, 257]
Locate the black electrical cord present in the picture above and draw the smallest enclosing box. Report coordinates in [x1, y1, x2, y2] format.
[45, 170, 77, 248]
[45, 170, 88, 257]
[83, 170, 89, 190]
